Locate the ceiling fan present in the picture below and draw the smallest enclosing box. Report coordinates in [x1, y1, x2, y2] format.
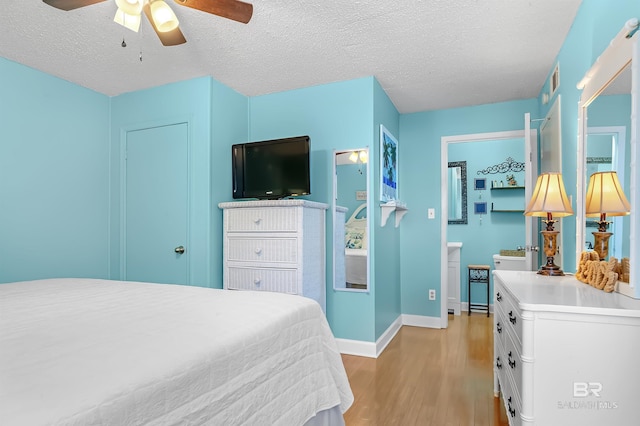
[42, 0, 253, 46]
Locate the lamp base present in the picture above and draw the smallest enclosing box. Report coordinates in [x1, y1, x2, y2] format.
[537, 260, 565, 276]
[538, 230, 564, 276]
[592, 231, 612, 261]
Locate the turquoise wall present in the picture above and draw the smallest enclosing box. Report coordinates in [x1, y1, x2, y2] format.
[247, 77, 377, 341]
[0, 58, 110, 283]
[537, 0, 640, 272]
[109, 77, 248, 287]
[398, 99, 538, 317]
[3, 0, 640, 344]
[110, 78, 214, 286]
[372, 79, 402, 339]
[449, 138, 526, 304]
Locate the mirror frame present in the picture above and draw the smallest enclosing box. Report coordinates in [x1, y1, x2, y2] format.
[447, 161, 468, 225]
[333, 147, 371, 293]
[576, 18, 640, 297]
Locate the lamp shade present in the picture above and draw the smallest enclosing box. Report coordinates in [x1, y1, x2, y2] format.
[585, 171, 630, 217]
[524, 172, 574, 217]
[115, 0, 142, 16]
[114, 8, 141, 32]
[150, 0, 179, 32]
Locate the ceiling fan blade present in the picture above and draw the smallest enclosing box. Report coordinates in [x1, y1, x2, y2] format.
[174, 0, 253, 24]
[143, 3, 187, 46]
[43, 0, 107, 11]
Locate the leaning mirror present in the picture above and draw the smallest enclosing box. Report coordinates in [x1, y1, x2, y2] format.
[333, 148, 369, 292]
[576, 18, 639, 297]
[448, 161, 467, 224]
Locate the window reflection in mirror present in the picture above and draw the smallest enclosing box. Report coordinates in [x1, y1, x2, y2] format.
[448, 161, 467, 224]
[333, 148, 369, 292]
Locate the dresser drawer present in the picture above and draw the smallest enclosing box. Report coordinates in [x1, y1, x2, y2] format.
[500, 371, 522, 426]
[494, 301, 507, 350]
[226, 266, 299, 294]
[503, 328, 523, 404]
[227, 237, 298, 264]
[226, 207, 298, 232]
[495, 283, 523, 345]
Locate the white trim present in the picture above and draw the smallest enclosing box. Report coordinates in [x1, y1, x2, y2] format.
[335, 338, 377, 358]
[375, 316, 402, 356]
[401, 314, 442, 329]
[336, 315, 442, 358]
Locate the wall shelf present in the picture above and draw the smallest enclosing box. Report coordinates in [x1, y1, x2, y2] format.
[380, 201, 408, 227]
[490, 186, 525, 190]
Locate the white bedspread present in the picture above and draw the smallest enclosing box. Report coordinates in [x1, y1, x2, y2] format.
[0, 279, 353, 425]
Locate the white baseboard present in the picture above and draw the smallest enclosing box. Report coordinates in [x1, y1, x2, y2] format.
[401, 313, 442, 328]
[335, 338, 377, 358]
[336, 314, 442, 358]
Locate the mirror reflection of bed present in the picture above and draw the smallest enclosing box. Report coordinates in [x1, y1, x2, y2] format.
[333, 147, 369, 292]
[345, 203, 367, 289]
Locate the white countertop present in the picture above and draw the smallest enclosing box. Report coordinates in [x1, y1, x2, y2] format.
[493, 270, 640, 317]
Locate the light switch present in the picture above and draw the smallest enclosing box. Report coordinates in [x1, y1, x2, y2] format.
[428, 208, 435, 219]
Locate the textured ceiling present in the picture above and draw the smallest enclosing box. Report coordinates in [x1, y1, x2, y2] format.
[0, 0, 582, 113]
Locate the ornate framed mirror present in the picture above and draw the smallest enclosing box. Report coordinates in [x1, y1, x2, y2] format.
[447, 161, 467, 225]
[576, 18, 640, 297]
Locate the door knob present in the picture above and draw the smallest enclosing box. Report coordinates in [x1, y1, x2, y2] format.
[174, 246, 185, 254]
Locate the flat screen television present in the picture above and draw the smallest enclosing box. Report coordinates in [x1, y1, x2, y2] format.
[232, 135, 311, 199]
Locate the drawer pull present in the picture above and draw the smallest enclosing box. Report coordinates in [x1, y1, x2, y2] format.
[496, 322, 502, 334]
[496, 292, 502, 302]
[255, 247, 262, 255]
[507, 397, 516, 417]
[254, 278, 261, 286]
[495, 356, 502, 369]
[508, 351, 516, 369]
[254, 218, 262, 225]
[508, 311, 517, 324]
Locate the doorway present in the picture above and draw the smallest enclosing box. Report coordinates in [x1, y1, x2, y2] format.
[440, 126, 538, 328]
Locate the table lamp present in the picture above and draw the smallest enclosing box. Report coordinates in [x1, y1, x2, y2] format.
[585, 171, 630, 260]
[524, 172, 574, 276]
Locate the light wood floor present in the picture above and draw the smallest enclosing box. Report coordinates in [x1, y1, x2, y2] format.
[341, 314, 509, 426]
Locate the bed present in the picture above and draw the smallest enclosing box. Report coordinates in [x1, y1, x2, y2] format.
[0, 278, 353, 425]
[344, 203, 367, 287]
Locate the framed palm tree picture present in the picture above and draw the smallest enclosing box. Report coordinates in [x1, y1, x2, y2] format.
[380, 125, 398, 202]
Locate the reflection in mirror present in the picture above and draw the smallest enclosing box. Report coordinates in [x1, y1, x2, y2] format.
[582, 65, 631, 261]
[585, 125, 628, 259]
[448, 161, 467, 224]
[333, 148, 369, 292]
[576, 19, 638, 297]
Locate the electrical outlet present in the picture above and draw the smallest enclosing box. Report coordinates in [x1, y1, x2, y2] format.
[429, 289, 436, 300]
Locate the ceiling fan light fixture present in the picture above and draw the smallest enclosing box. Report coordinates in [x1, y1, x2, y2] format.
[115, 0, 142, 16]
[150, 0, 179, 32]
[114, 8, 141, 32]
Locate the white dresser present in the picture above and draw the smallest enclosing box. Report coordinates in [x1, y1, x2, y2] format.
[218, 200, 328, 311]
[493, 270, 640, 425]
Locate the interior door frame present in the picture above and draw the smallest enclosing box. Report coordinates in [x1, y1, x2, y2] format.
[440, 127, 538, 328]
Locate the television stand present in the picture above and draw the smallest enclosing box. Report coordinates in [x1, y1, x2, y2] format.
[218, 199, 328, 311]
